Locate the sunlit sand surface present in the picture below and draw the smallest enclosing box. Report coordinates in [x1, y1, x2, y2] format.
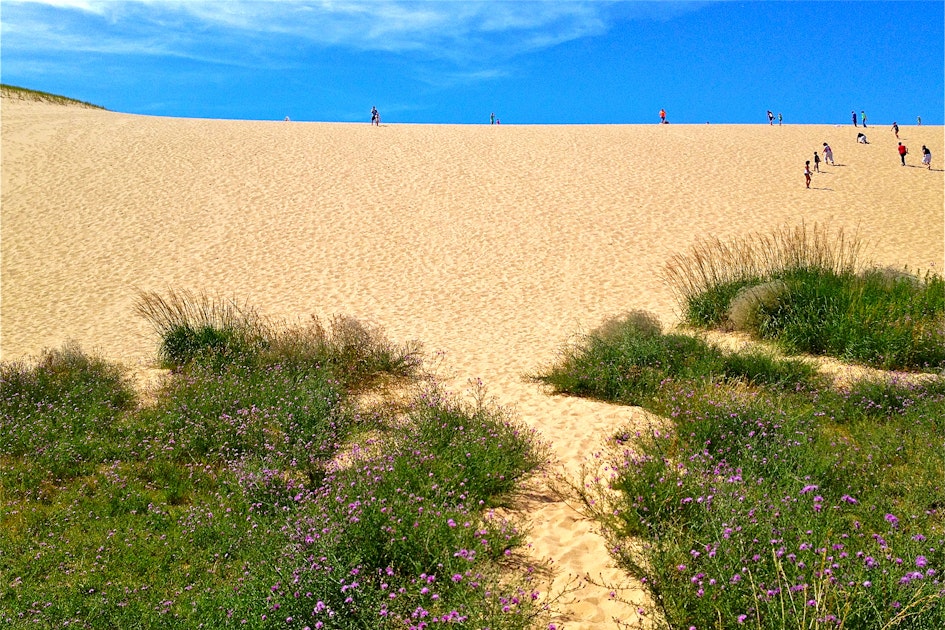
[3, 98, 942, 626]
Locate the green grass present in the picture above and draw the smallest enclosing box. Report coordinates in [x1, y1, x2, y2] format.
[537, 312, 945, 629]
[664, 224, 944, 370]
[1, 84, 105, 109]
[1, 296, 550, 629]
[531, 310, 822, 406]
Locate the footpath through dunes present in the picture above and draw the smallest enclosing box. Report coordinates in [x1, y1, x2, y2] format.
[2, 99, 944, 627]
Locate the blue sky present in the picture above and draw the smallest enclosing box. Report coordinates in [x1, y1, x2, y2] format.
[2, 1, 942, 125]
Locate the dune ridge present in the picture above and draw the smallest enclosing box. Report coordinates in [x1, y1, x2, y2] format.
[2, 98, 942, 627]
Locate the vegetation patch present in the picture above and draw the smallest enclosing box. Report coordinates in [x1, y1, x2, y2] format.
[1, 84, 105, 109]
[537, 311, 945, 629]
[664, 224, 944, 370]
[1, 294, 551, 628]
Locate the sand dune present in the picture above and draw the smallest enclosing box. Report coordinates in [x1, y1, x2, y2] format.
[2, 99, 942, 627]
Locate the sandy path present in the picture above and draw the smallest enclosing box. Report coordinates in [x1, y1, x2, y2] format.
[3, 100, 942, 626]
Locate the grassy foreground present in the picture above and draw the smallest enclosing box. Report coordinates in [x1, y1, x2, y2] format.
[536, 311, 945, 629]
[1, 294, 551, 628]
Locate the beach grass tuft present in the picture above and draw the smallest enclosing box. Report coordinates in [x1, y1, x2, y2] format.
[531, 309, 822, 406]
[664, 224, 944, 370]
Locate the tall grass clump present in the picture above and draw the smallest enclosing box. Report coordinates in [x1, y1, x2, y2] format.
[2, 301, 553, 628]
[664, 223, 865, 328]
[540, 317, 944, 628]
[756, 267, 945, 370]
[532, 310, 821, 406]
[135, 290, 421, 387]
[134, 289, 269, 368]
[664, 225, 944, 370]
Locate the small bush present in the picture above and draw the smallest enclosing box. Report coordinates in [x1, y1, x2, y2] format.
[532, 311, 821, 405]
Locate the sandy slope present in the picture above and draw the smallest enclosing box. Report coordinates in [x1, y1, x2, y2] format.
[2, 99, 943, 627]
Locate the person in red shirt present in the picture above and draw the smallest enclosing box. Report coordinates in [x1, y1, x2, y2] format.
[659, 109, 666, 124]
[898, 142, 908, 166]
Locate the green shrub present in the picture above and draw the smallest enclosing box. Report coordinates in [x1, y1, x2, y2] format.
[533, 310, 821, 405]
[665, 226, 944, 370]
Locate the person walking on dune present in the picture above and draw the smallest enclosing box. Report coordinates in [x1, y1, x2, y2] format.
[852, 110, 858, 127]
[922, 145, 931, 169]
[822, 142, 835, 165]
[767, 110, 774, 125]
[659, 108, 666, 124]
[891, 121, 899, 139]
[813, 151, 821, 172]
[805, 161, 812, 188]
[861, 110, 867, 128]
[371, 106, 380, 126]
[898, 142, 908, 166]
[778, 112, 783, 126]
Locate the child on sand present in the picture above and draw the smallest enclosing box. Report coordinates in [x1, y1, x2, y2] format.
[813, 151, 821, 172]
[922, 145, 931, 169]
[805, 161, 812, 188]
[857, 133, 869, 144]
[822, 143, 835, 165]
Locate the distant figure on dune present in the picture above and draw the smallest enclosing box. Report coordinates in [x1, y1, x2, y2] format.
[490, 112, 495, 125]
[898, 142, 908, 166]
[813, 151, 821, 172]
[778, 112, 783, 126]
[857, 132, 869, 144]
[891, 121, 899, 138]
[659, 108, 666, 124]
[922, 145, 932, 169]
[852, 110, 858, 127]
[371, 106, 380, 126]
[284, 116, 290, 122]
[767, 110, 774, 125]
[805, 160, 812, 188]
[861, 110, 867, 128]
[822, 142, 835, 164]
[917, 116, 922, 126]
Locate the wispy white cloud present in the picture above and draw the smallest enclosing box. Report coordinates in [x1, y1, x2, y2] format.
[3, 1, 707, 64]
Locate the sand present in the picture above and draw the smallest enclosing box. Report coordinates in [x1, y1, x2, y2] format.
[2, 98, 943, 627]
